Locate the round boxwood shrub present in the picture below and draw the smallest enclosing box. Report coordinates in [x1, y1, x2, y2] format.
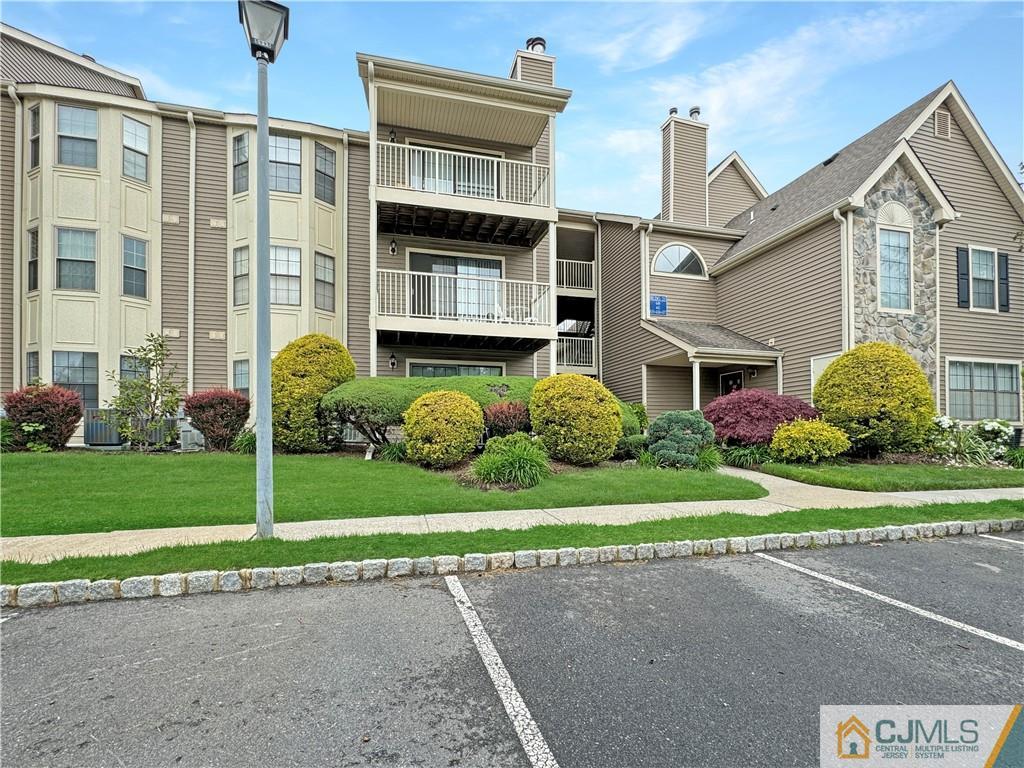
[3, 383, 83, 451]
[770, 419, 851, 463]
[647, 410, 715, 468]
[404, 390, 484, 469]
[483, 401, 530, 438]
[472, 432, 550, 489]
[703, 388, 818, 446]
[813, 342, 935, 455]
[271, 334, 356, 453]
[184, 389, 250, 451]
[529, 373, 622, 465]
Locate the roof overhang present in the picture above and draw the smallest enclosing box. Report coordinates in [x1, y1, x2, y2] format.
[640, 320, 782, 363]
[851, 139, 957, 224]
[708, 151, 769, 199]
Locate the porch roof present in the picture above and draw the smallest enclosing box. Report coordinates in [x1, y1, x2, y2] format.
[642, 319, 780, 359]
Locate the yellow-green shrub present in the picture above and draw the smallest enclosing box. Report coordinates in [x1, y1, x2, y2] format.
[271, 334, 356, 453]
[770, 419, 851, 463]
[404, 390, 484, 469]
[813, 342, 936, 455]
[529, 373, 622, 465]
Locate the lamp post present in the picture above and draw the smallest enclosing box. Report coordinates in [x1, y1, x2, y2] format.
[238, 0, 289, 539]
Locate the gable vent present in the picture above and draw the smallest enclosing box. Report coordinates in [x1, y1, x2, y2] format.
[934, 109, 951, 140]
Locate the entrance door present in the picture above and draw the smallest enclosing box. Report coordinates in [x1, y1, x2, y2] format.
[720, 370, 744, 397]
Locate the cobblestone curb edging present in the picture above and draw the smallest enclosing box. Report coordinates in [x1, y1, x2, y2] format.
[2, 518, 1021, 610]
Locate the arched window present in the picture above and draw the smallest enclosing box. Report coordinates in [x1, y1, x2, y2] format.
[877, 201, 914, 312]
[653, 243, 707, 278]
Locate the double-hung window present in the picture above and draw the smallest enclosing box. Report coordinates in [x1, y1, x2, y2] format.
[27, 230, 39, 291]
[56, 228, 96, 290]
[969, 247, 996, 310]
[120, 354, 149, 381]
[122, 236, 147, 298]
[878, 228, 911, 311]
[25, 351, 39, 383]
[949, 360, 1021, 422]
[122, 116, 149, 182]
[269, 134, 300, 193]
[314, 143, 336, 204]
[57, 105, 97, 168]
[233, 360, 250, 397]
[270, 246, 300, 305]
[233, 246, 249, 306]
[314, 253, 335, 311]
[28, 105, 40, 169]
[233, 134, 249, 194]
[52, 351, 99, 409]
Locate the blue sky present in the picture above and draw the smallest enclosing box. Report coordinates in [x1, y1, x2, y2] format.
[7, 1, 1023, 216]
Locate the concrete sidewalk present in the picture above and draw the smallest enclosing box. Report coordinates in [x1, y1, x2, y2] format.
[2, 468, 1020, 564]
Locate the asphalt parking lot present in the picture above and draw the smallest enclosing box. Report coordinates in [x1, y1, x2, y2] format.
[2, 531, 1022, 768]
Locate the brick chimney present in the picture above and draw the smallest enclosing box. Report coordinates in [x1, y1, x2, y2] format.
[510, 36, 555, 86]
[661, 105, 708, 225]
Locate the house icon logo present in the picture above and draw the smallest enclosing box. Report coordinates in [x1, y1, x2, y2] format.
[836, 715, 871, 759]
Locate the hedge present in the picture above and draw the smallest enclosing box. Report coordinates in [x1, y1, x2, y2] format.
[184, 389, 250, 451]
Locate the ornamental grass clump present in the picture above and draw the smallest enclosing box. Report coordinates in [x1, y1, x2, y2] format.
[703, 388, 818, 445]
[770, 419, 851, 463]
[529, 374, 622, 465]
[647, 410, 715, 469]
[472, 432, 550, 489]
[404, 390, 484, 469]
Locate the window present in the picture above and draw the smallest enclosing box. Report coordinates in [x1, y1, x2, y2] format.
[122, 116, 149, 182]
[409, 363, 504, 377]
[119, 354, 148, 381]
[121, 237, 147, 298]
[52, 351, 98, 409]
[949, 360, 1021, 422]
[25, 351, 39, 383]
[270, 246, 300, 305]
[57, 105, 97, 168]
[233, 133, 249, 194]
[27, 229, 39, 291]
[970, 247, 996, 310]
[653, 244, 706, 277]
[314, 253, 335, 311]
[56, 228, 96, 290]
[879, 228, 912, 311]
[29, 105, 40, 169]
[233, 246, 249, 306]
[269, 134, 300, 193]
[314, 143, 336, 204]
[233, 359, 250, 397]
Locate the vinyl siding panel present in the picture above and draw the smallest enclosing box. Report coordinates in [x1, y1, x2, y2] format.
[193, 123, 228, 390]
[382, 125, 533, 164]
[648, 230, 728, 323]
[645, 364, 691, 419]
[346, 141, 372, 376]
[716, 221, 843, 402]
[908, 101, 1024, 414]
[518, 57, 554, 86]
[669, 122, 707, 226]
[708, 164, 761, 227]
[0, 95, 14, 392]
[160, 118, 190, 386]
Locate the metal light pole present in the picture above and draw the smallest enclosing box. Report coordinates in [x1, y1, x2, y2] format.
[239, 0, 289, 539]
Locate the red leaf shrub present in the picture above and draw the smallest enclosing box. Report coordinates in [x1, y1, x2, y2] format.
[184, 389, 250, 451]
[703, 388, 818, 446]
[483, 400, 530, 438]
[3, 384, 83, 451]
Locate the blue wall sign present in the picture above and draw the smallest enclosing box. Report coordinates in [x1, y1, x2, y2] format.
[649, 294, 668, 316]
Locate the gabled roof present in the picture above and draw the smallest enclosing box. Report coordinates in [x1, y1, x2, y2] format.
[708, 151, 768, 199]
[641, 319, 780, 358]
[0, 24, 145, 99]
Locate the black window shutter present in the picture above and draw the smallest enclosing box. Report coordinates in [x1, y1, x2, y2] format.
[997, 252, 1010, 312]
[956, 247, 970, 308]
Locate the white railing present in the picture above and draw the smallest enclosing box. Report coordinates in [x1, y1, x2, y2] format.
[377, 269, 550, 326]
[377, 142, 551, 207]
[557, 336, 595, 368]
[557, 259, 594, 290]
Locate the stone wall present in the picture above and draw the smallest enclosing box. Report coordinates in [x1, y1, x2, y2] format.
[852, 159, 938, 387]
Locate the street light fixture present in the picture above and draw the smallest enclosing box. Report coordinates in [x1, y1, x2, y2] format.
[238, 0, 288, 539]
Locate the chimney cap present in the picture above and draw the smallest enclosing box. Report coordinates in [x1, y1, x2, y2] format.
[689, 105, 701, 120]
[526, 37, 547, 54]
[668, 106, 678, 116]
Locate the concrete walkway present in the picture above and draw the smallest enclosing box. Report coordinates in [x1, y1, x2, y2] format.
[2, 468, 1020, 564]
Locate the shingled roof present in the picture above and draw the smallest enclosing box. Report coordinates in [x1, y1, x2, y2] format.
[719, 83, 947, 265]
[645, 319, 778, 354]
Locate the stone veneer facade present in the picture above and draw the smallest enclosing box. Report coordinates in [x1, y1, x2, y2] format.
[852, 159, 938, 387]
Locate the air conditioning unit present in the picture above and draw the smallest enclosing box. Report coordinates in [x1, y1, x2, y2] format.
[84, 409, 123, 447]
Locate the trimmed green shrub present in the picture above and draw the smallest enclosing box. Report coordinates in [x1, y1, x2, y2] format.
[721, 444, 771, 468]
[232, 429, 256, 455]
[184, 389, 250, 451]
[813, 342, 936, 455]
[376, 440, 408, 463]
[647, 410, 715, 468]
[529, 374, 622, 465]
[271, 334, 355, 453]
[614, 433, 648, 460]
[483, 401, 530, 438]
[628, 402, 649, 432]
[770, 419, 851, 463]
[694, 444, 723, 472]
[619, 401, 642, 437]
[404, 390, 484, 469]
[3, 383, 83, 451]
[472, 432, 550, 489]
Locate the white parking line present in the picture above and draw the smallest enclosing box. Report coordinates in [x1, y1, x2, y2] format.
[754, 553, 1024, 653]
[979, 534, 1024, 545]
[445, 575, 559, 768]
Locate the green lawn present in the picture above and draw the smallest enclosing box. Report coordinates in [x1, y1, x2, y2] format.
[756, 462, 1024, 492]
[0, 451, 766, 537]
[1, 499, 1017, 585]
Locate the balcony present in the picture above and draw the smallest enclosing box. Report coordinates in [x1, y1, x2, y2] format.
[556, 335, 596, 374]
[376, 269, 555, 348]
[556, 258, 595, 294]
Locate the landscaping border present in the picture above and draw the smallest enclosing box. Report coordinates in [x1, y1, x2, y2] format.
[2, 517, 1021, 610]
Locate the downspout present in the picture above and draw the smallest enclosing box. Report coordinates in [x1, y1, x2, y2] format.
[592, 213, 603, 381]
[7, 86, 23, 388]
[186, 111, 197, 393]
[635, 220, 653, 320]
[547, 113, 557, 376]
[367, 62, 378, 377]
[934, 221, 943, 411]
[833, 208, 850, 350]
[341, 133, 349, 347]
[846, 210, 855, 349]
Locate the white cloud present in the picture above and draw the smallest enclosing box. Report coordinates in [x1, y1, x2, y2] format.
[108, 63, 216, 106]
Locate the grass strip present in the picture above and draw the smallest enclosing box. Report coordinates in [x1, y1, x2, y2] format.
[756, 463, 1024, 492]
[2, 500, 1018, 586]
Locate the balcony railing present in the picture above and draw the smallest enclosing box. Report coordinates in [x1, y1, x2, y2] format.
[557, 259, 594, 290]
[556, 336, 595, 368]
[377, 142, 551, 208]
[377, 269, 551, 327]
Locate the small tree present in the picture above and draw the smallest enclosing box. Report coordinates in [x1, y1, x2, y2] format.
[104, 334, 181, 451]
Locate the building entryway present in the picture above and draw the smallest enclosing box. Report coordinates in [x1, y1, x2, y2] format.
[719, 370, 744, 397]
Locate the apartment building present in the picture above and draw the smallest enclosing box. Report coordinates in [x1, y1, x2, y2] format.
[1, 23, 1021, 443]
